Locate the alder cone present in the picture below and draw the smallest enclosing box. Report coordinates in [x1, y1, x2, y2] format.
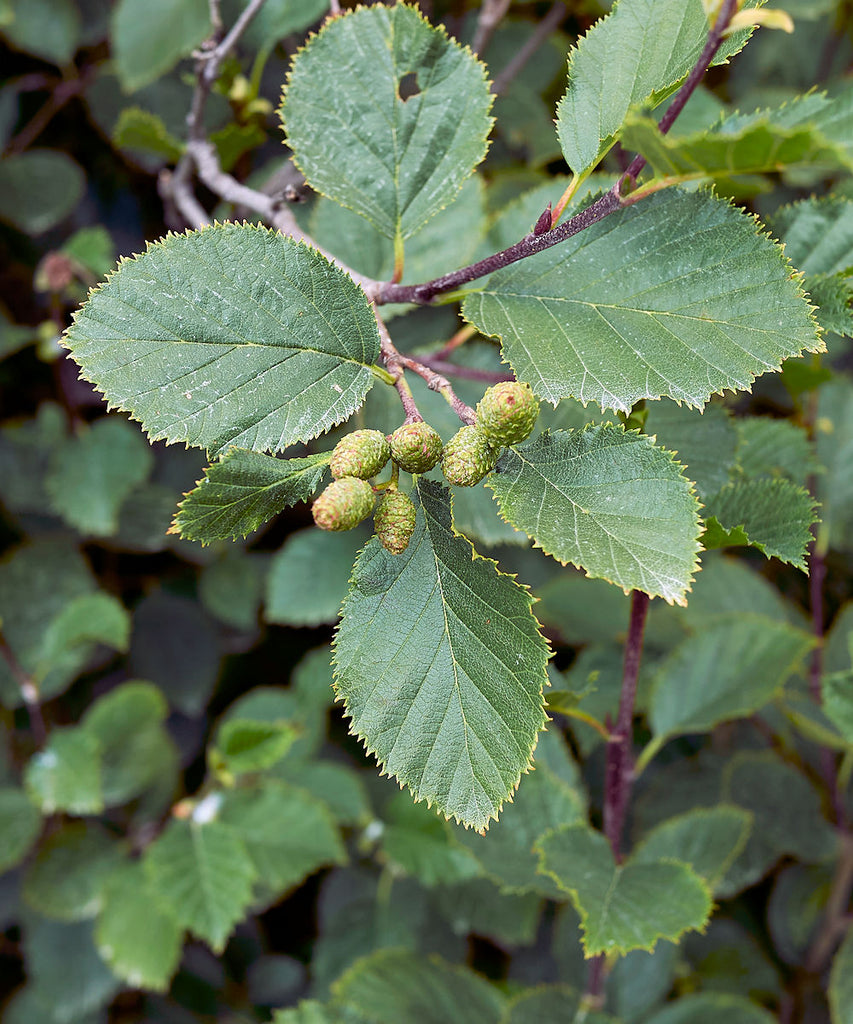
[442, 425, 500, 487]
[476, 381, 540, 446]
[374, 488, 417, 554]
[389, 421, 443, 473]
[312, 477, 375, 531]
[330, 429, 391, 480]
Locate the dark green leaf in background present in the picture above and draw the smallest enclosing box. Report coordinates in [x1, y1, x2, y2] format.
[829, 924, 853, 1024]
[2, 0, 80, 65]
[111, 0, 211, 92]
[334, 479, 549, 831]
[63, 225, 381, 455]
[0, 151, 85, 235]
[25, 729, 103, 815]
[0, 787, 42, 872]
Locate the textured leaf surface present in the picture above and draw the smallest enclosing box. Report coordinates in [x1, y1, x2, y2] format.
[333, 478, 549, 831]
[829, 925, 853, 1024]
[772, 195, 853, 275]
[112, 0, 210, 91]
[95, 861, 182, 992]
[702, 477, 818, 569]
[0, 787, 42, 871]
[647, 401, 737, 499]
[218, 781, 346, 897]
[25, 728, 102, 814]
[536, 824, 711, 955]
[144, 815, 257, 951]
[63, 224, 380, 455]
[556, 0, 756, 176]
[463, 189, 821, 411]
[502, 986, 617, 1024]
[211, 720, 297, 776]
[648, 615, 814, 742]
[487, 425, 701, 605]
[332, 950, 507, 1024]
[281, 4, 492, 242]
[174, 449, 330, 543]
[735, 417, 814, 486]
[633, 806, 752, 893]
[643, 993, 777, 1024]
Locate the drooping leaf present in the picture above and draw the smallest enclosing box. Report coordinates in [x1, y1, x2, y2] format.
[218, 780, 346, 898]
[111, 0, 210, 92]
[556, 0, 757, 176]
[647, 615, 814, 745]
[829, 925, 853, 1024]
[0, 787, 42, 872]
[536, 823, 712, 956]
[112, 107, 185, 162]
[0, 150, 85, 235]
[332, 950, 507, 1024]
[22, 823, 123, 922]
[487, 425, 701, 605]
[281, 4, 493, 243]
[647, 401, 737, 499]
[633, 806, 752, 893]
[25, 728, 103, 815]
[702, 477, 818, 568]
[173, 449, 330, 544]
[94, 860, 183, 992]
[81, 681, 173, 807]
[767, 863, 833, 966]
[642, 993, 777, 1024]
[463, 189, 820, 411]
[333, 478, 549, 832]
[63, 224, 381, 455]
[143, 812, 257, 952]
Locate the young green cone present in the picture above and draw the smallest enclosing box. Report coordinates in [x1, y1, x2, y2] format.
[330, 429, 391, 480]
[476, 381, 539, 446]
[374, 488, 417, 555]
[441, 425, 500, 487]
[389, 421, 443, 473]
[312, 477, 374, 531]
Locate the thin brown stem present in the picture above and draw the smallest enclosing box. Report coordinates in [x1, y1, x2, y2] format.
[416, 356, 511, 385]
[432, 324, 477, 362]
[0, 629, 46, 746]
[471, 0, 512, 57]
[399, 355, 476, 424]
[378, 318, 423, 424]
[604, 590, 650, 862]
[805, 831, 853, 973]
[8, 73, 88, 154]
[491, 2, 568, 96]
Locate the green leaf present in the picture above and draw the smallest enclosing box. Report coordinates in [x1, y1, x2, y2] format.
[772, 195, 853, 276]
[143, 813, 257, 952]
[556, 0, 757, 176]
[735, 417, 815, 485]
[111, 0, 210, 92]
[502, 986, 617, 1024]
[823, 671, 853, 745]
[239, 0, 328, 50]
[433, 878, 542, 948]
[81, 681, 174, 806]
[25, 728, 103, 815]
[642, 993, 777, 1024]
[95, 860, 183, 992]
[647, 615, 814, 744]
[815, 380, 853, 554]
[633, 806, 752, 893]
[463, 189, 821, 412]
[647, 401, 737, 499]
[2, 0, 80, 65]
[198, 551, 266, 630]
[63, 224, 381, 456]
[277, 760, 371, 828]
[0, 787, 42, 872]
[218, 780, 346, 898]
[281, 3, 493, 243]
[273, 1003, 341, 1024]
[768, 863, 832, 965]
[829, 924, 853, 1024]
[174, 449, 330, 544]
[702, 477, 818, 569]
[332, 950, 507, 1024]
[536, 823, 712, 955]
[0, 150, 85, 235]
[677, 553, 802, 629]
[487, 425, 701, 605]
[112, 107, 185, 162]
[333, 478, 549, 832]
[62, 226, 115, 280]
[23, 823, 123, 922]
[37, 593, 130, 680]
[265, 525, 369, 627]
[211, 719, 297, 776]
[620, 107, 853, 183]
[454, 763, 585, 897]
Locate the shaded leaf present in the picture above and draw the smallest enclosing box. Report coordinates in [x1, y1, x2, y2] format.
[111, 0, 210, 92]
[37, 593, 130, 680]
[647, 401, 737, 499]
[487, 425, 701, 604]
[63, 224, 380, 455]
[211, 719, 297, 776]
[0, 787, 42, 872]
[112, 107, 184, 162]
[735, 417, 815, 485]
[772, 194, 853, 276]
[815, 380, 853, 554]
[502, 985, 617, 1024]
[536, 823, 711, 955]
[281, 4, 493, 242]
[2, 0, 80, 64]
[0, 150, 85, 235]
[464, 189, 820, 411]
[25, 728, 103, 815]
[174, 449, 330, 543]
[642, 993, 777, 1024]
[829, 924, 853, 1024]
[333, 479, 549, 832]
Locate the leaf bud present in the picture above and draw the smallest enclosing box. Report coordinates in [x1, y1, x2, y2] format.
[374, 488, 417, 555]
[330, 429, 391, 480]
[476, 381, 540, 446]
[389, 421, 443, 473]
[312, 477, 375, 531]
[441, 425, 501, 487]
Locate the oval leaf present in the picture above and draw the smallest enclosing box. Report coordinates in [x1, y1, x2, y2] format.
[333, 478, 550, 832]
[487, 425, 702, 605]
[63, 224, 380, 455]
